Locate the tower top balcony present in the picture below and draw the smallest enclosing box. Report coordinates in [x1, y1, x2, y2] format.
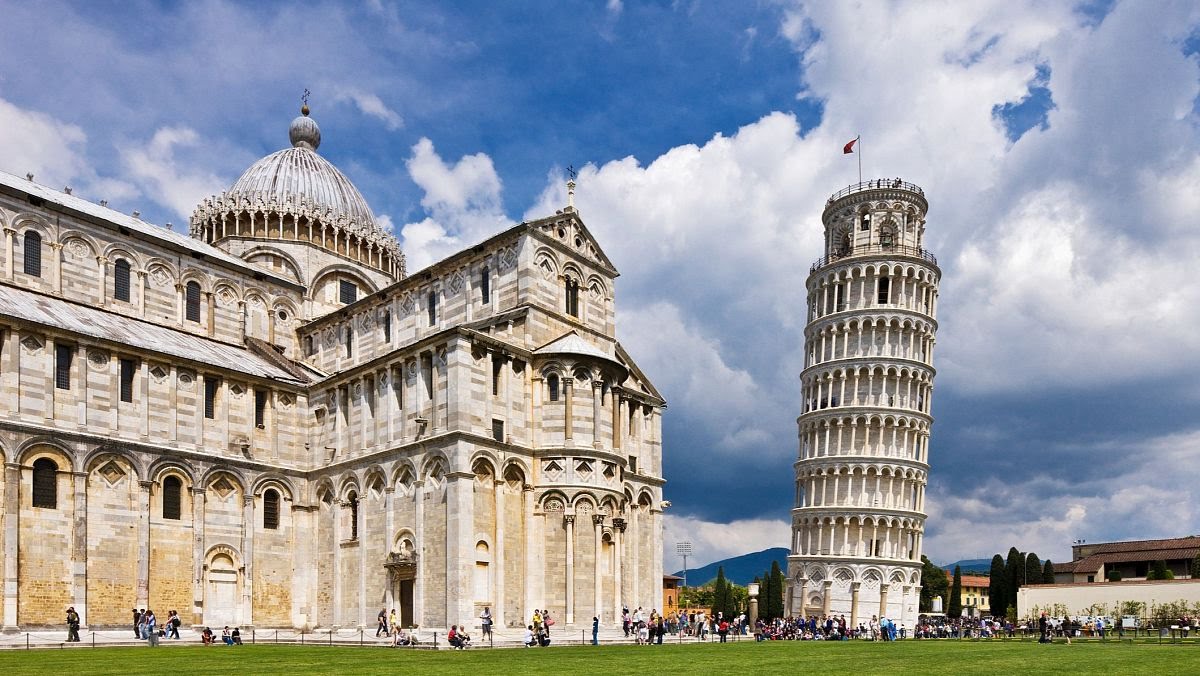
[815, 177, 933, 273]
[824, 179, 928, 213]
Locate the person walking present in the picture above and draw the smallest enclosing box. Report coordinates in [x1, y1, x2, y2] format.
[592, 616, 600, 645]
[376, 608, 388, 637]
[132, 608, 142, 638]
[145, 610, 159, 647]
[168, 610, 182, 639]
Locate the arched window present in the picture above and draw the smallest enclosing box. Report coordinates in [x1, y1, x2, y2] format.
[565, 278, 580, 317]
[114, 259, 132, 302]
[162, 475, 182, 520]
[880, 225, 895, 249]
[32, 458, 57, 508]
[860, 212, 871, 232]
[263, 489, 280, 530]
[348, 492, 359, 540]
[23, 231, 42, 277]
[427, 291, 437, 326]
[877, 276, 891, 305]
[474, 541, 491, 601]
[480, 265, 490, 303]
[185, 281, 201, 323]
[547, 373, 560, 402]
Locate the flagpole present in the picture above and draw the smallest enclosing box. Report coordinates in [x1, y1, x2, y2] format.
[857, 135, 862, 184]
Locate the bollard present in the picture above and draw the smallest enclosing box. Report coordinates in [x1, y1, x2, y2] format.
[92, 632, 95, 648]
[252, 629, 256, 644]
[360, 628, 364, 646]
[329, 629, 334, 646]
[434, 631, 439, 647]
[275, 630, 279, 644]
[26, 633, 30, 650]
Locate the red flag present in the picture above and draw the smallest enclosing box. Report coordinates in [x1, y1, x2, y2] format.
[843, 138, 858, 154]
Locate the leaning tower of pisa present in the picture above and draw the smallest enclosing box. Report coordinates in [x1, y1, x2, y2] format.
[786, 179, 940, 631]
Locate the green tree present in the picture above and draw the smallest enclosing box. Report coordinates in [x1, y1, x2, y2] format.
[919, 555, 949, 612]
[988, 554, 1009, 618]
[1148, 560, 1174, 580]
[1191, 552, 1200, 579]
[1025, 552, 1042, 586]
[1042, 560, 1056, 584]
[948, 566, 963, 618]
[1107, 569, 1122, 581]
[766, 561, 786, 620]
[712, 567, 730, 617]
[1005, 547, 1024, 609]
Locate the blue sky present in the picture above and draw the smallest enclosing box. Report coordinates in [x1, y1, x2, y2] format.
[3, 0, 1200, 570]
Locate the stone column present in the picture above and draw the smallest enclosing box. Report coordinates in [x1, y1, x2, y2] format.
[413, 480, 425, 627]
[242, 494, 255, 627]
[97, 256, 109, 306]
[2, 227, 14, 281]
[2, 463, 18, 629]
[564, 514, 575, 625]
[592, 380, 603, 449]
[446, 470, 475, 628]
[72, 472, 88, 625]
[493, 479, 505, 627]
[292, 505, 315, 630]
[612, 518, 625, 624]
[384, 487, 395, 611]
[523, 485, 538, 622]
[139, 360, 150, 439]
[878, 583, 889, 619]
[137, 269, 147, 319]
[798, 578, 809, 618]
[191, 488, 206, 624]
[75, 344, 88, 428]
[2, 330, 19, 419]
[563, 377, 574, 444]
[630, 509, 640, 608]
[593, 514, 604, 623]
[612, 393, 622, 450]
[821, 580, 833, 617]
[137, 480, 152, 608]
[850, 581, 861, 629]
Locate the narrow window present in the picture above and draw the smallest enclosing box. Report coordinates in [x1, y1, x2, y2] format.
[382, 310, 392, 343]
[23, 231, 42, 277]
[492, 418, 505, 442]
[162, 476, 182, 520]
[119, 358, 136, 403]
[349, 492, 359, 540]
[114, 259, 131, 302]
[492, 358, 503, 396]
[339, 279, 357, 304]
[547, 373, 560, 402]
[565, 278, 579, 317]
[32, 458, 57, 508]
[480, 265, 490, 303]
[627, 455, 638, 474]
[185, 281, 201, 322]
[860, 212, 871, 232]
[263, 489, 280, 530]
[304, 335, 314, 356]
[54, 343, 72, 390]
[344, 325, 353, 358]
[427, 291, 437, 326]
[833, 283, 844, 312]
[254, 388, 267, 428]
[203, 376, 219, 419]
[877, 277, 891, 305]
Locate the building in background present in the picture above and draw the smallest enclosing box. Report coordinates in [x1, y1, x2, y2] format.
[1054, 536, 1200, 583]
[0, 104, 666, 630]
[786, 179, 940, 630]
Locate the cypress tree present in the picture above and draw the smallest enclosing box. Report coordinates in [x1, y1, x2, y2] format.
[948, 566, 963, 618]
[1148, 560, 1174, 580]
[1042, 559, 1056, 584]
[1025, 552, 1042, 586]
[712, 567, 729, 617]
[768, 561, 786, 620]
[1005, 547, 1023, 609]
[988, 554, 1008, 618]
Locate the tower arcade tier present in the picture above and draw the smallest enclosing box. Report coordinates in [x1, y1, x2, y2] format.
[786, 179, 940, 631]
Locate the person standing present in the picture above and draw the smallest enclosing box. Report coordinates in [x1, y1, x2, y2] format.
[145, 610, 159, 647]
[389, 608, 398, 634]
[592, 616, 599, 645]
[480, 606, 493, 640]
[168, 610, 182, 639]
[66, 607, 80, 642]
[132, 608, 142, 638]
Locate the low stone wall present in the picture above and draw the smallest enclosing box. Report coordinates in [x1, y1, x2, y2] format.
[1017, 579, 1200, 618]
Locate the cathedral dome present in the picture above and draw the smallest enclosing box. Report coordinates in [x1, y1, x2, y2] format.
[191, 104, 405, 279]
[227, 108, 377, 231]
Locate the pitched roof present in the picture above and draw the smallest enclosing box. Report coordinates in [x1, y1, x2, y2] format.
[0, 170, 297, 287]
[0, 283, 302, 384]
[533, 331, 615, 361]
[1063, 536, 1200, 574]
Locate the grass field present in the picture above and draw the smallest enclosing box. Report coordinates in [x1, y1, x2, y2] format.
[0, 639, 1195, 675]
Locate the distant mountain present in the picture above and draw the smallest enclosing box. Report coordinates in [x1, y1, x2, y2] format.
[940, 558, 993, 573]
[672, 547, 790, 587]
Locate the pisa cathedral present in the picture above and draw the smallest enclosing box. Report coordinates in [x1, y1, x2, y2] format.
[787, 179, 939, 629]
[0, 105, 665, 630]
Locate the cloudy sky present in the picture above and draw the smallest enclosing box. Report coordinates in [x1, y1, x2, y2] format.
[3, 0, 1199, 571]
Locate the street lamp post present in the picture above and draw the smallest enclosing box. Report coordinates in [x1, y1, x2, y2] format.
[677, 542, 692, 608]
[748, 583, 760, 632]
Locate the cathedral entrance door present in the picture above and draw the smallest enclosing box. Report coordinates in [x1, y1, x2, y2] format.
[206, 553, 240, 627]
[398, 579, 414, 628]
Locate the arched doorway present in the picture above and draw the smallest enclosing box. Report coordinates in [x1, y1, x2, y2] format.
[205, 548, 241, 627]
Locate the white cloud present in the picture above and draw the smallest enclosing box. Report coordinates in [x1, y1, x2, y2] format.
[0, 96, 89, 188]
[120, 126, 227, 222]
[334, 88, 404, 131]
[663, 513, 791, 573]
[399, 138, 509, 271]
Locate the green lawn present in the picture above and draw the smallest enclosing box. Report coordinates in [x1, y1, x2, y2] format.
[0, 639, 1195, 675]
